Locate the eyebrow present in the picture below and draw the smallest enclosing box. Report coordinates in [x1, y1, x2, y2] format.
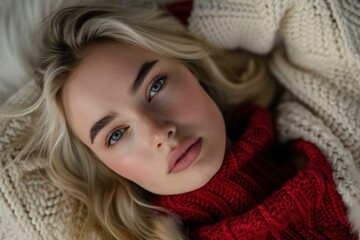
[90, 112, 116, 144]
[130, 59, 158, 94]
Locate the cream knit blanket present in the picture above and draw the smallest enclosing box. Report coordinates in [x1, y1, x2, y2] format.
[1, 0, 359, 239]
[189, 0, 360, 235]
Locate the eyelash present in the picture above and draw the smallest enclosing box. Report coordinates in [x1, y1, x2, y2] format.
[106, 73, 168, 147]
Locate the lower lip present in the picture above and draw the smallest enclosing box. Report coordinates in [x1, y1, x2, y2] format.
[170, 138, 202, 174]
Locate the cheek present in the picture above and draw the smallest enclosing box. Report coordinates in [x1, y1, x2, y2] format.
[98, 150, 149, 183]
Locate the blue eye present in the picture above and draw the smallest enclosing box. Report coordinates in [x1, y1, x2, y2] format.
[107, 128, 126, 146]
[148, 74, 167, 101]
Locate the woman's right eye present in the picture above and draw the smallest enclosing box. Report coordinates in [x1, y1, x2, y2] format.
[107, 128, 127, 147]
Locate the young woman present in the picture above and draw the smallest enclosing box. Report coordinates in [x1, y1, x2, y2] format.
[3, 1, 358, 239]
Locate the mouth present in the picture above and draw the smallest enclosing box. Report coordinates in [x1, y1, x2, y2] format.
[168, 138, 202, 174]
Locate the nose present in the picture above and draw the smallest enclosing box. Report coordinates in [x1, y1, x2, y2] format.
[139, 113, 176, 149]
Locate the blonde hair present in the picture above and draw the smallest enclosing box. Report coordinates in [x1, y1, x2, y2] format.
[7, 2, 274, 239]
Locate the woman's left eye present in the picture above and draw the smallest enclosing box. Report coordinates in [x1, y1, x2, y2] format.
[148, 74, 167, 101]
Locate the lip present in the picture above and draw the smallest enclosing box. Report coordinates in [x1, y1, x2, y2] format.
[168, 138, 202, 174]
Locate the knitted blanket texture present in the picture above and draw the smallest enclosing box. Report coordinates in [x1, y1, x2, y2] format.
[1, 0, 360, 239]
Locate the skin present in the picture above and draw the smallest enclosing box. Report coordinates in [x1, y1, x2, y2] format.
[62, 41, 227, 195]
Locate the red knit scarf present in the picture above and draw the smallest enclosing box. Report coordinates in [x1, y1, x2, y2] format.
[153, 106, 357, 239]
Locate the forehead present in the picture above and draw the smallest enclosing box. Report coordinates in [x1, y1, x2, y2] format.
[72, 41, 155, 84]
[63, 41, 149, 105]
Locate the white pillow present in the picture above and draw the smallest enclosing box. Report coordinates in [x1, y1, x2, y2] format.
[0, 0, 64, 104]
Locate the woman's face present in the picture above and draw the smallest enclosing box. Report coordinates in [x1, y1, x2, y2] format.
[62, 41, 226, 195]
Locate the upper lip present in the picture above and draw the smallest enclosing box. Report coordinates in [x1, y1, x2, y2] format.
[168, 138, 199, 173]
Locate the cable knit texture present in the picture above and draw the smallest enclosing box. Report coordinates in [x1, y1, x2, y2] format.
[154, 106, 357, 239]
[0, 82, 98, 239]
[189, 0, 360, 236]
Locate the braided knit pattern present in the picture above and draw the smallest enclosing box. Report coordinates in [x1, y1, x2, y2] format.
[189, 0, 360, 235]
[155, 106, 357, 239]
[0, 82, 94, 240]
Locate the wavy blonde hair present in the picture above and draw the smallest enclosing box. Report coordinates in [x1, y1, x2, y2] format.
[8, 1, 274, 239]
